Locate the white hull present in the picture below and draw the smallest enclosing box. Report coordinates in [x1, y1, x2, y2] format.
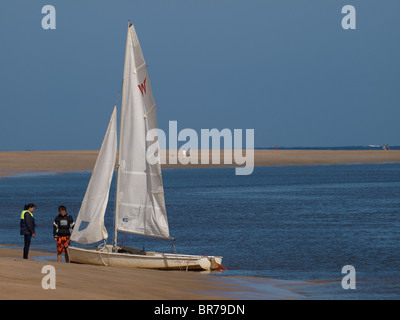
[68, 245, 223, 271]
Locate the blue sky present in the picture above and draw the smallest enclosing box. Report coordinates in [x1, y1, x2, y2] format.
[0, 0, 399, 150]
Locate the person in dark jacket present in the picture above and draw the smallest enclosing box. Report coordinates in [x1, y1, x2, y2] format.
[53, 205, 75, 262]
[20, 203, 36, 259]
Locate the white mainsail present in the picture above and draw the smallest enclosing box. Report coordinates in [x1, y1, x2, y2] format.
[71, 107, 118, 244]
[115, 23, 171, 240]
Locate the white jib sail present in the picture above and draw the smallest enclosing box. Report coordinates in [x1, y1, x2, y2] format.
[116, 23, 171, 240]
[71, 107, 118, 244]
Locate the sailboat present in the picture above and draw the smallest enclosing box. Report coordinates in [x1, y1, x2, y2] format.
[67, 22, 223, 271]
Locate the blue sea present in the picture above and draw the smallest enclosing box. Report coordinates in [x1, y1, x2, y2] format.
[1, 163, 399, 299]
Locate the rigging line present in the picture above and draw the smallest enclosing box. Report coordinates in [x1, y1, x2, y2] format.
[98, 249, 109, 267]
[111, 76, 121, 250]
[119, 234, 128, 247]
[171, 240, 183, 271]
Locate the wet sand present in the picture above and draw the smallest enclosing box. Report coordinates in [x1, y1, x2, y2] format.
[0, 149, 399, 177]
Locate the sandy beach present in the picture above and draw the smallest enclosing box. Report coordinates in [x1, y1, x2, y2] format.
[0, 246, 236, 300]
[1, 149, 399, 178]
[0, 246, 307, 300]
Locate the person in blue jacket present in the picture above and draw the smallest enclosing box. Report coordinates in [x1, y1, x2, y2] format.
[20, 203, 36, 259]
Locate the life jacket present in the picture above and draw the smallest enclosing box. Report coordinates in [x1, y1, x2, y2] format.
[20, 210, 35, 231]
[20, 210, 34, 220]
[53, 214, 74, 237]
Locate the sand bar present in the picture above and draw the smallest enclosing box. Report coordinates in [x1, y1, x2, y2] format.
[1, 150, 399, 177]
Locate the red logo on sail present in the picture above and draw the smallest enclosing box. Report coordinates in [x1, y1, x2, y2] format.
[138, 78, 147, 96]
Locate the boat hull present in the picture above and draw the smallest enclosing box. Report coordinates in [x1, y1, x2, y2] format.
[68, 246, 223, 271]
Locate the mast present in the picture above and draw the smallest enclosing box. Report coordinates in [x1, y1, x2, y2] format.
[113, 21, 132, 248]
